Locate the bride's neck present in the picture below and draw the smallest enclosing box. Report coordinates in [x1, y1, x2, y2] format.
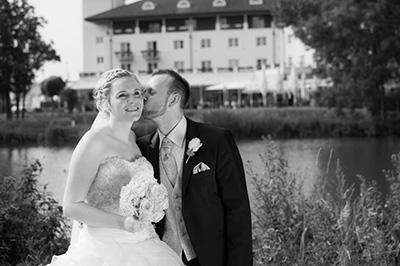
[108, 120, 133, 143]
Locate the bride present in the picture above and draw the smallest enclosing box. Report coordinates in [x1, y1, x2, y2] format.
[46, 69, 183, 265]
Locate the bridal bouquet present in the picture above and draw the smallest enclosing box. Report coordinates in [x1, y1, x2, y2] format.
[120, 170, 169, 223]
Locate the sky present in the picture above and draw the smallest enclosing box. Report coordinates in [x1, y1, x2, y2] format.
[28, 0, 83, 82]
[28, 0, 140, 83]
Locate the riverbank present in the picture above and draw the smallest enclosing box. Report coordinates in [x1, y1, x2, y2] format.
[1, 107, 399, 145]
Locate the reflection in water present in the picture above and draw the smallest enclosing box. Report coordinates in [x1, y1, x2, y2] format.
[0, 146, 72, 203]
[1, 138, 400, 205]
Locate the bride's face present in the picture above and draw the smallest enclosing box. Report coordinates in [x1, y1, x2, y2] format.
[108, 77, 143, 123]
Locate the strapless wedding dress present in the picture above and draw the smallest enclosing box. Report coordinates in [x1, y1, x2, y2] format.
[47, 156, 183, 266]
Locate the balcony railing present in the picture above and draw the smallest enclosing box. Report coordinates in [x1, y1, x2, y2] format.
[141, 50, 160, 61]
[115, 51, 133, 62]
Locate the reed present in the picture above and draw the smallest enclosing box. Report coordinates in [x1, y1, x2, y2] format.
[250, 136, 400, 265]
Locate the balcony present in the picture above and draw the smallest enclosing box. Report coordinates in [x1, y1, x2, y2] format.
[115, 51, 133, 62]
[141, 50, 160, 61]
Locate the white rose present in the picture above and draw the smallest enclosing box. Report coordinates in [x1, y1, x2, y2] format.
[147, 182, 168, 202]
[188, 138, 203, 152]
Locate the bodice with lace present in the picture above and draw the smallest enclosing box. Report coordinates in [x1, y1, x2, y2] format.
[86, 156, 154, 216]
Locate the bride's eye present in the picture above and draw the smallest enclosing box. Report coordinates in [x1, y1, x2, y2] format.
[132, 90, 142, 98]
[118, 93, 127, 99]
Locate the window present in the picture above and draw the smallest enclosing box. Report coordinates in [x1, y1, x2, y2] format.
[113, 21, 136, 34]
[174, 61, 184, 71]
[228, 59, 239, 70]
[248, 15, 272, 28]
[166, 18, 189, 32]
[121, 64, 131, 71]
[174, 40, 184, 49]
[256, 37, 267, 46]
[142, 1, 155, 10]
[192, 17, 215, 31]
[220, 16, 244, 30]
[139, 20, 162, 33]
[147, 62, 158, 74]
[96, 36, 103, 44]
[177, 0, 190, 8]
[257, 58, 267, 69]
[201, 39, 211, 48]
[249, 0, 263, 5]
[228, 38, 238, 47]
[121, 42, 130, 52]
[213, 0, 226, 7]
[97, 57, 104, 64]
[201, 60, 212, 72]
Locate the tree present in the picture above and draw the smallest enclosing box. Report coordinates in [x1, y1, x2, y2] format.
[0, 0, 59, 120]
[275, 0, 400, 117]
[41, 76, 66, 107]
[60, 87, 78, 113]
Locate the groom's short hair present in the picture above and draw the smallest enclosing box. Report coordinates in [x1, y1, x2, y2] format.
[151, 69, 190, 109]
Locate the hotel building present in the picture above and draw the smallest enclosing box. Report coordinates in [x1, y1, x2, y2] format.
[73, 0, 315, 108]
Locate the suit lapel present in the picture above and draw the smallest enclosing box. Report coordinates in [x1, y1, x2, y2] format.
[182, 117, 198, 195]
[147, 132, 160, 182]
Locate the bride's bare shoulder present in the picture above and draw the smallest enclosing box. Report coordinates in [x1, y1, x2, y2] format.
[74, 128, 111, 154]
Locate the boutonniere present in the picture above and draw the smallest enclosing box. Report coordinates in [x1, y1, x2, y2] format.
[186, 137, 203, 164]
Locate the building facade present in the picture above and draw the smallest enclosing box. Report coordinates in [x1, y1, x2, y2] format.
[75, 0, 315, 109]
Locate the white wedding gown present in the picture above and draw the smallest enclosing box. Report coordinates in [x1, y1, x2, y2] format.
[47, 156, 183, 266]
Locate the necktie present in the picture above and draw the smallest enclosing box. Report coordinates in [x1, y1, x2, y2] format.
[160, 137, 178, 186]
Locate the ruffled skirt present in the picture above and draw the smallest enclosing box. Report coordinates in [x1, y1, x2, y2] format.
[47, 225, 183, 266]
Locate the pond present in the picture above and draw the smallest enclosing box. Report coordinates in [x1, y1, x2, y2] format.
[1, 137, 400, 206]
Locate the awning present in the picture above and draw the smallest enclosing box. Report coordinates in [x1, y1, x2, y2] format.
[71, 71, 256, 91]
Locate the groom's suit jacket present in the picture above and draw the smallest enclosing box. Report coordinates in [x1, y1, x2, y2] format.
[137, 117, 252, 266]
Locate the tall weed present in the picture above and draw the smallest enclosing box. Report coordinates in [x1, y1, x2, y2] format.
[250, 136, 400, 265]
[0, 160, 70, 266]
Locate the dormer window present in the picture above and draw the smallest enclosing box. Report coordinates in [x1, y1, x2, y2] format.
[213, 0, 226, 7]
[177, 0, 191, 9]
[142, 1, 155, 10]
[249, 0, 263, 4]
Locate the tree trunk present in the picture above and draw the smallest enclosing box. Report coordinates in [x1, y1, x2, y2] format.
[22, 91, 26, 120]
[5, 90, 12, 120]
[380, 83, 386, 122]
[15, 93, 20, 120]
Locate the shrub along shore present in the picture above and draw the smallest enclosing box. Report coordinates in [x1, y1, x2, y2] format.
[1, 107, 400, 146]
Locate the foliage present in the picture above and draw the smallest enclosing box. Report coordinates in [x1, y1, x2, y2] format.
[41, 76, 66, 100]
[3, 108, 400, 145]
[0, 160, 70, 266]
[250, 136, 400, 265]
[275, 0, 400, 117]
[0, 0, 59, 120]
[60, 88, 78, 113]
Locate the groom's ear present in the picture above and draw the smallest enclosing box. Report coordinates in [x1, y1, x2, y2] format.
[168, 93, 181, 107]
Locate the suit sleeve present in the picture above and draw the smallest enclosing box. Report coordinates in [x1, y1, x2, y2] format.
[216, 130, 253, 266]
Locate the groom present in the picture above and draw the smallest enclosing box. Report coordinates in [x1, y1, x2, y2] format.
[137, 69, 252, 266]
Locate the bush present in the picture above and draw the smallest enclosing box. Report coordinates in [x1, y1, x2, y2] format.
[250, 136, 400, 265]
[0, 160, 70, 266]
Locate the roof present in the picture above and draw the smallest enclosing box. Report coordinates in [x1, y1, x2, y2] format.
[86, 0, 276, 22]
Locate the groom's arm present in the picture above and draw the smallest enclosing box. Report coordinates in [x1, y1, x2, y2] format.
[216, 129, 253, 266]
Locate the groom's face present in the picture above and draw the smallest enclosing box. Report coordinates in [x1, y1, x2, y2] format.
[142, 74, 171, 119]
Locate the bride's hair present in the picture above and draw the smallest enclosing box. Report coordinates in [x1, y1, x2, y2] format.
[93, 69, 141, 114]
